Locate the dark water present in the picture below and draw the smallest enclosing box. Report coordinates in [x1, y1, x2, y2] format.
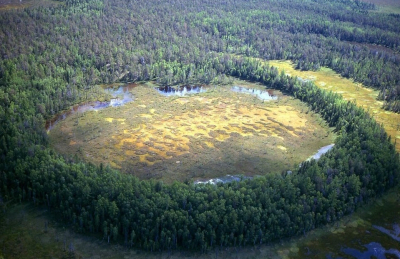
[231, 86, 278, 101]
[332, 224, 400, 259]
[156, 85, 206, 96]
[45, 84, 135, 131]
[333, 242, 400, 259]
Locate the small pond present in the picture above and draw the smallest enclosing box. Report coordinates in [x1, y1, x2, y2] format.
[46, 84, 135, 131]
[309, 144, 334, 160]
[194, 175, 253, 185]
[231, 86, 278, 101]
[155, 85, 206, 96]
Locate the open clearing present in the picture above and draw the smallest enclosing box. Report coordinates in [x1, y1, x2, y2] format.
[49, 80, 335, 183]
[269, 60, 400, 153]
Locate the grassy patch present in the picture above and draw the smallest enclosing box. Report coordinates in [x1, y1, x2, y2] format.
[48, 80, 335, 183]
[268, 60, 400, 152]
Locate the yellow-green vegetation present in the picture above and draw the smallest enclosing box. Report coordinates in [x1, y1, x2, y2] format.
[269, 60, 400, 152]
[49, 80, 335, 183]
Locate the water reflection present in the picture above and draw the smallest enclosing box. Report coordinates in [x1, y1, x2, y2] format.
[46, 84, 135, 131]
[327, 242, 400, 259]
[156, 85, 206, 96]
[194, 175, 252, 185]
[231, 86, 278, 101]
[309, 144, 335, 161]
[374, 224, 400, 242]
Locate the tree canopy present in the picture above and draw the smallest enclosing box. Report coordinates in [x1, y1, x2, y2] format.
[0, 0, 399, 252]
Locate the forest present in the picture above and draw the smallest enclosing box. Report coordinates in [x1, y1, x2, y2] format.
[1, 0, 400, 253]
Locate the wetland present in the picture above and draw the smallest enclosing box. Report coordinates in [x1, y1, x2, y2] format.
[48, 80, 335, 183]
[269, 60, 400, 153]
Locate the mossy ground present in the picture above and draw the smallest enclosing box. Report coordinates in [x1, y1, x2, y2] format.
[268, 60, 400, 153]
[48, 80, 335, 183]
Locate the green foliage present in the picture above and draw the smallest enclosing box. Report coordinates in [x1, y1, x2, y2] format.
[0, 0, 399, 252]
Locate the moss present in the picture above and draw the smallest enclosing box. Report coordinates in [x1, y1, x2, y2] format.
[48, 80, 335, 183]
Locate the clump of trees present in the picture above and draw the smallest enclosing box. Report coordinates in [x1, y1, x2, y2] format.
[0, 0, 399, 252]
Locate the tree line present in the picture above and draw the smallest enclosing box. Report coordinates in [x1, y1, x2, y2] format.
[1, 0, 399, 112]
[0, 0, 399, 252]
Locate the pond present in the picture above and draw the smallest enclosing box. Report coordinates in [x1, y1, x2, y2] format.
[331, 241, 400, 259]
[231, 86, 278, 101]
[194, 174, 253, 185]
[308, 144, 335, 161]
[155, 85, 206, 96]
[45, 84, 135, 132]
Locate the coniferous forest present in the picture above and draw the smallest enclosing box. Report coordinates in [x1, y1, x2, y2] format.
[1, 0, 400, 252]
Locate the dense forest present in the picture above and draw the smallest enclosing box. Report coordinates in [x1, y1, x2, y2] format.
[1, 0, 400, 252]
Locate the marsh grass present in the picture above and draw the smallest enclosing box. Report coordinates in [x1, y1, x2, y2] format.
[49, 80, 335, 183]
[269, 60, 400, 152]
